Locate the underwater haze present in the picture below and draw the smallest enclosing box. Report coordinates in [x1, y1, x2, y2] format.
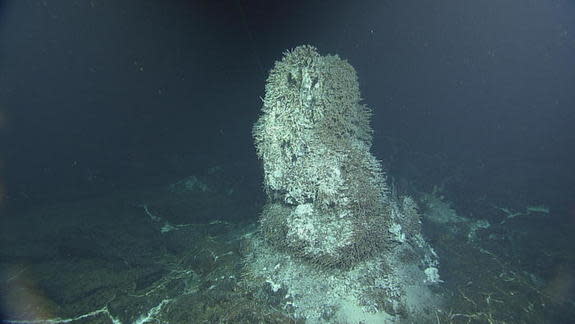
[0, 0, 574, 323]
